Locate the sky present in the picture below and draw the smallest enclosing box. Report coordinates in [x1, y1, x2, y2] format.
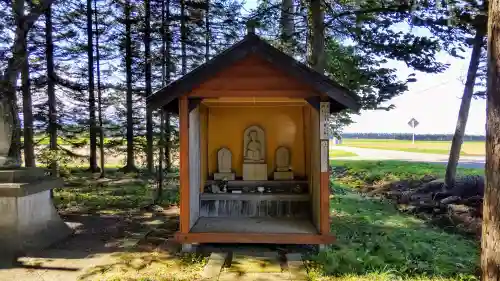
[345, 53, 486, 135]
[242, 0, 486, 136]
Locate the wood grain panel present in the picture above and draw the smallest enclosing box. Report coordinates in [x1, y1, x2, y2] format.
[174, 232, 336, 244]
[320, 172, 330, 234]
[179, 97, 190, 233]
[200, 105, 208, 192]
[197, 77, 311, 91]
[191, 90, 313, 98]
[189, 54, 320, 98]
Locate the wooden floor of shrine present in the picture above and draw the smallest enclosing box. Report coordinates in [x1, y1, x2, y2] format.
[190, 217, 317, 234]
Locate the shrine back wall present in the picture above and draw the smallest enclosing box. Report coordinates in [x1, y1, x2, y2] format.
[206, 105, 306, 178]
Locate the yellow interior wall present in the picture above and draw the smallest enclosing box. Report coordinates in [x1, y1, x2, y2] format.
[207, 105, 306, 178]
[200, 105, 208, 192]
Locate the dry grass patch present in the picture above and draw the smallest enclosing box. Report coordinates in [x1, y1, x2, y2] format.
[341, 139, 485, 156]
[79, 250, 206, 281]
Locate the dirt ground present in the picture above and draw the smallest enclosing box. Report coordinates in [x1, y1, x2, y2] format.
[0, 205, 208, 281]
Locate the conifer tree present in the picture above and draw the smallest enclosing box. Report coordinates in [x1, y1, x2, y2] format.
[145, 0, 154, 173]
[87, 0, 99, 172]
[482, 0, 500, 279]
[46, 4, 58, 175]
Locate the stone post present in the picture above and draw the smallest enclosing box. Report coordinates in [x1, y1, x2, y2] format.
[0, 99, 71, 262]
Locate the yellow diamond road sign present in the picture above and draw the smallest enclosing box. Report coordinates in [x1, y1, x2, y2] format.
[408, 118, 419, 128]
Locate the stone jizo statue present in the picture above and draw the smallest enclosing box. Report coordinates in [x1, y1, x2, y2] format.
[243, 125, 265, 163]
[275, 147, 291, 172]
[245, 130, 261, 161]
[217, 148, 232, 173]
[214, 147, 235, 180]
[274, 146, 294, 180]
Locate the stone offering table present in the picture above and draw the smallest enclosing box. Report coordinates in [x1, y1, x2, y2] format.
[0, 168, 72, 258]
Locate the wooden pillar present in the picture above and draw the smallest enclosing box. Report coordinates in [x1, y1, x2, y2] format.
[319, 102, 330, 234]
[179, 96, 190, 233]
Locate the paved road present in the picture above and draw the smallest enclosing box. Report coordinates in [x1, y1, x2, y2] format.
[330, 146, 485, 169]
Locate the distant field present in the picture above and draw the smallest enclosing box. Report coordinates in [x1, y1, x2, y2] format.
[329, 149, 358, 158]
[340, 138, 485, 156]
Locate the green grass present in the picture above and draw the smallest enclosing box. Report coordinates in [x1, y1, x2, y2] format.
[330, 160, 482, 188]
[329, 149, 358, 158]
[53, 170, 179, 213]
[308, 160, 481, 281]
[54, 162, 482, 281]
[340, 139, 485, 156]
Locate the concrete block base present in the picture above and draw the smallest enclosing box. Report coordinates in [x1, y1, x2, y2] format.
[213, 173, 235, 181]
[181, 243, 197, 253]
[318, 244, 327, 251]
[242, 164, 267, 181]
[273, 171, 294, 180]
[0, 169, 72, 258]
[0, 190, 72, 257]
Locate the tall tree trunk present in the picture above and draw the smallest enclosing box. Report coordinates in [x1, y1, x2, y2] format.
[445, 28, 485, 189]
[280, 0, 294, 52]
[46, 4, 58, 176]
[482, 1, 500, 280]
[164, 0, 172, 172]
[6, 0, 24, 167]
[123, 0, 136, 172]
[1, 1, 51, 164]
[145, 0, 153, 173]
[180, 0, 187, 75]
[22, 39, 36, 167]
[205, 0, 210, 62]
[94, 0, 105, 178]
[156, 108, 165, 204]
[156, 0, 168, 204]
[310, 0, 325, 73]
[87, 0, 98, 172]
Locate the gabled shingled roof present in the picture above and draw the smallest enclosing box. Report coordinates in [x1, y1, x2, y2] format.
[146, 33, 360, 113]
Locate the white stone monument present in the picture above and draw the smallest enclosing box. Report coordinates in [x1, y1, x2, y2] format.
[242, 125, 267, 180]
[214, 147, 235, 180]
[0, 99, 71, 261]
[274, 146, 294, 180]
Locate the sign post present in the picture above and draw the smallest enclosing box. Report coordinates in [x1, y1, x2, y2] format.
[407, 118, 419, 144]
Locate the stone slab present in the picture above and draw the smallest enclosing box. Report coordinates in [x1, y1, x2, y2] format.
[0, 190, 72, 257]
[218, 272, 290, 281]
[285, 253, 307, 281]
[230, 252, 282, 273]
[243, 164, 268, 181]
[201, 252, 227, 280]
[214, 173, 235, 181]
[273, 172, 294, 180]
[0, 178, 64, 197]
[0, 168, 46, 183]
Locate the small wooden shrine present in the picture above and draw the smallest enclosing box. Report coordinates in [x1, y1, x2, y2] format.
[147, 31, 359, 247]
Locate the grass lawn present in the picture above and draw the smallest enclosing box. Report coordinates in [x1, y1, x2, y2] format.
[52, 162, 482, 281]
[329, 149, 358, 158]
[340, 138, 485, 156]
[306, 160, 482, 281]
[54, 170, 179, 214]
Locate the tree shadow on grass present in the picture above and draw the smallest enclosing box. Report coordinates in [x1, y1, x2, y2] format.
[77, 250, 206, 281]
[54, 170, 179, 215]
[311, 189, 479, 280]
